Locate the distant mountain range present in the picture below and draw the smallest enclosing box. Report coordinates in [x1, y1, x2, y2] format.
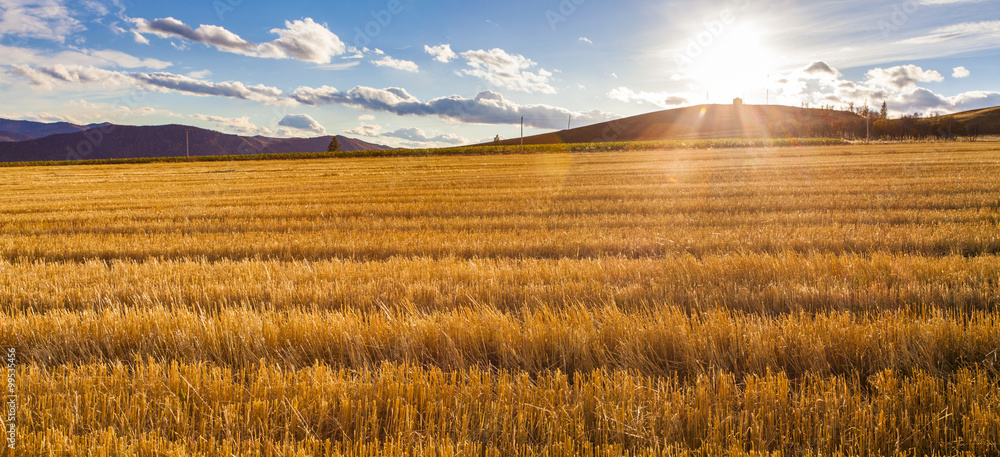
[0, 119, 392, 163]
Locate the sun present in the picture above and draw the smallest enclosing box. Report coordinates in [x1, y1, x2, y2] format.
[687, 24, 776, 103]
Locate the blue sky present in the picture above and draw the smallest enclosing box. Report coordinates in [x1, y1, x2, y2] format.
[1, 0, 998, 147]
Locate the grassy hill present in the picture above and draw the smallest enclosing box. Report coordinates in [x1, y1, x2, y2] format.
[486, 104, 1000, 146]
[487, 104, 863, 146]
[939, 106, 1000, 135]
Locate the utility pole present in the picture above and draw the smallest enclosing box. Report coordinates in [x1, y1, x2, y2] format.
[186, 127, 190, 158]
[520, 116, 524, 153]
[568, 114, 571, 130]
[865, 112, 870, 143]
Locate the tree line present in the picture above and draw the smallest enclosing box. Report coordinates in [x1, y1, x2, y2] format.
[794, 101, 976, 140]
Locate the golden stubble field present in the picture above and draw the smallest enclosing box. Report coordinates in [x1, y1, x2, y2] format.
[2, 142, 1000, 456]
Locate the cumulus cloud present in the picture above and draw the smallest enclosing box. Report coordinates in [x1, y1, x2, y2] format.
[291, 85, 618, 129]
[381, 127, 466, 145]
[865, 64, 944, 90]
[892, 88, 1000, 114]
[256, 18, 346, 63]
[0, 0, 84, 42]
[371, 56, 419, 72]
[769, 61, 999, 117]
[424, 44, 457, 63]
[344, 123, 466, 146]
[132, 17, 345, 64]
[802, 61, 840, 76]
[344, 123, 382, 137]
[10, 64, 284, 102]
[189, 113, 276, 137]
[607, 87, 688, 108]
[460, 48, 556, 94]
[277, 113, 327, 135]
[579, 37, 593, 44]
[953, 66, 971, 78]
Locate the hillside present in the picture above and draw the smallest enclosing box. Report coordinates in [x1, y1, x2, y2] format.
[0, 118, 97, 142]
[486, 104, 863, 146]
[485, 104, 1000, 146]
[939, 106, 1000, 135]
[0, 123, 390, 163]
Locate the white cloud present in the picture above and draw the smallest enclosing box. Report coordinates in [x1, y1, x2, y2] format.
[81, 0, 108, 16]
[189, 113, 276, 137]
[865, 65, 943, 91]
[0, 43, 172, 69]
[291, 85, 618, 129]
[256, 18, 346, 64]
[460, 48, 556, 94]
[899, 20, 1000, 45]
[381, 127, 466, 145]
[132, 17, 253, 51]
[344, 123, 466, 146]
[769, 61, 999, 117]
[132, 17, 345, 64]
[187, 69, 212, 79]
[802, 61, 841, 77]
[1, 111, 83, 123]
[10, 63, 616, 130]
[79, 49, 172, 69]
[358, 114, 375, 121]
[608, 87, 688, 108]
[277, 113, 327, 135]
[344, 123, 381, 137]
[10, 64, 284, 102]
[952, 66, 971, 78]
[131, 30, 149, 45]
[371, 56, 419, 72]
[0, 0, 84, 42]
[424, 44, 457, 63]
[578, 37, 593, 44]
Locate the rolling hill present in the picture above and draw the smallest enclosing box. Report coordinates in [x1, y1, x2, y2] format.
[937, 106, 1000, 135]
[484, 103, 1000, 146]
[0, 122, 391, 163]
[485, 104, 863, 146]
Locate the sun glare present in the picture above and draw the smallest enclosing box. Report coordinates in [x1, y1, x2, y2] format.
[689, 24, 776, 103]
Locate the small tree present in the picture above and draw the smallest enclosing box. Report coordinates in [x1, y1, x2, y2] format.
[327, 136, 341, 152]
[880, 101, 888, 120]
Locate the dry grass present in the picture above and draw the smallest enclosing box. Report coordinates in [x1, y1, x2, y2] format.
[3, 142, 1000, 455]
